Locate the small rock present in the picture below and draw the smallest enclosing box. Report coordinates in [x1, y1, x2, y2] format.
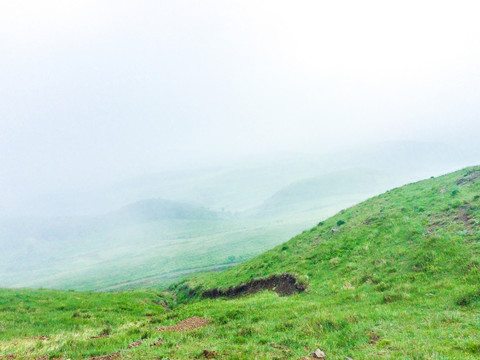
[313, 349, 326, 359]
[331, 228, 340, 234]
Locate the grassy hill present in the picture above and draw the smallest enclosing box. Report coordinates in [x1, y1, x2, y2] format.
[184, 165, 480, 290]
[1, 166, 479, 359]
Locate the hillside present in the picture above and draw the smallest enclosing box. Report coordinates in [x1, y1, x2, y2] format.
[180, 166, 480, 291]
[1, 166, 479, 359]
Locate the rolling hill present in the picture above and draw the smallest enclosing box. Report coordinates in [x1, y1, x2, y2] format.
[256, 168, 396, 215]
[1, 166, 479, 359]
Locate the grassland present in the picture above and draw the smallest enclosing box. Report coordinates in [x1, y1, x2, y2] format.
[1, 166, 479, 359]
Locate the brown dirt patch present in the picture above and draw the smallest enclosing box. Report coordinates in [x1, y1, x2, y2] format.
[156, 316, 209, 332]
[202, 350, 218, 358]
[202, 273, 306, 299]
[127, 340, 142, 349]
[89, 352, 120, 360]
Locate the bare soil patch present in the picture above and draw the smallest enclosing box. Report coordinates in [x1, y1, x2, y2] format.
[127, 340, 142, 349]
[202, 350, 218, 358]
[156, 316, 209, 332]
[202, 273, 306, 298]
[89, 352, 120, 360]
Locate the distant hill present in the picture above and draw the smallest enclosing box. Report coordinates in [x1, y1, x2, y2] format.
[109, 198, 218, 222]
[257, 168, 397, 215]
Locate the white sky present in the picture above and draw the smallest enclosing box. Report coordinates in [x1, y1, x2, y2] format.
[1, 0, 480, 208]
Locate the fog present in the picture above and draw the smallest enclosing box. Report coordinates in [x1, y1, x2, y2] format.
[1, 0, 480, 217]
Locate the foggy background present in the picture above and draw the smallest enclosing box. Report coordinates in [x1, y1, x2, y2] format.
[1, 1, 480, 290]
[1, 0, 479, 217]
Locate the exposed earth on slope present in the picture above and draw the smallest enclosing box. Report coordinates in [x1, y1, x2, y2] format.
[201, 273, 306, 298]
[156, 317, 209, 332]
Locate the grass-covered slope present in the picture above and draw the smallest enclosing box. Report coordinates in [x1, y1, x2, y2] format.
[183, 166, 480, 292]
[1, 166, 480, 359]
[167, 165, 480, 358]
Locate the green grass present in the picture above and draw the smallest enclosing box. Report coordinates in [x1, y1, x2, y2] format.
[0, 288, 169, 359]
[1, 166, 480, 359]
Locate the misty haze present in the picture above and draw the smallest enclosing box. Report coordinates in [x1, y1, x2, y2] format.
[1, 1, 480, 359]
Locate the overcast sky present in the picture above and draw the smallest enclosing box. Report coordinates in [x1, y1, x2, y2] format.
[1, 0, 480, 210]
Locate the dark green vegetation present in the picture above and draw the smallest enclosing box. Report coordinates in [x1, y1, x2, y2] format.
[1, 166, 480, 359]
